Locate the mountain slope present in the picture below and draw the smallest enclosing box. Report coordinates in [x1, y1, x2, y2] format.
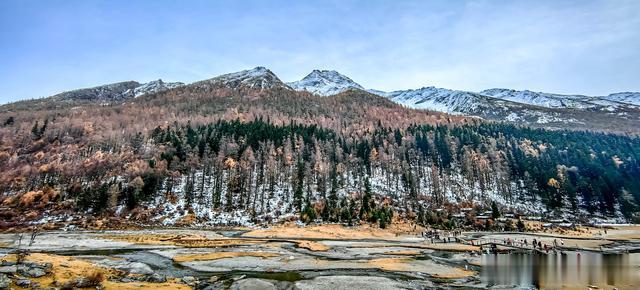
[604, 92, 640, 106]
[480, 88, 637, 111]
[372, 87, 640, 133]
[194, 66, 291, 91]
[382, 87, 488, 113]
[50, 81, 141, 103]
[2, 67, 639, 134]
[130, 79, 184, 97]
[288, 70, 364, 96]
[282, 69, 640, 133]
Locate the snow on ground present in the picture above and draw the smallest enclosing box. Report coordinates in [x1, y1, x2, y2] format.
[136, 156, 558, 227]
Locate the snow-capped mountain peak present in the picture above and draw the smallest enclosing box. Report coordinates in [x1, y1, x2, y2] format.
[288, 69, 364, 96]
[206, 66, 289, 90]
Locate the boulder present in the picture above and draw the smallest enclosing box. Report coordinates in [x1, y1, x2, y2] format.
[0, 274, 10, 289]
[202, 282, 225, 290]
[181, 276, 197, 286]
[75, 277, 101, 288]
[22, 266, 47, 278]
[145, 273, 167, 283]
[15, 279, 31, 287]
[98, 260, 154, 275]
[231, 278, 278, 290]
[0, 266, 16, 274]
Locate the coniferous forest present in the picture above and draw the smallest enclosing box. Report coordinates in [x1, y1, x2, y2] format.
[1, 81, 639, 229]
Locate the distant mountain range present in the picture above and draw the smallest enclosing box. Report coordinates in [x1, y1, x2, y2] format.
[6, 66, 640, 133]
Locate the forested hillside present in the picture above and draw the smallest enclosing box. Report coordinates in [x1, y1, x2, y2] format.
[0, 74, 639, 229]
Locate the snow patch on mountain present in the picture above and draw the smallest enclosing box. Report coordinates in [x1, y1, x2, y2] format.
[603, 92, 640, 106]
[288, 70, 364, 96]
[131, 79, 184, 97]
[49, 79, 183, 103]
[383, 87, 485, 113]
[480, 88, 639, 110]
[207, 66, 290, 90]
[50, 81, 141, 102]
[481, 88, 591, 109]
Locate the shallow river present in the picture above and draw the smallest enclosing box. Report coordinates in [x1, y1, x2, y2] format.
[480, 252, 640, 289]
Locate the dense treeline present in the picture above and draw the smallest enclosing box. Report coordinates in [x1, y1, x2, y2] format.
[5, 116, 638, 227]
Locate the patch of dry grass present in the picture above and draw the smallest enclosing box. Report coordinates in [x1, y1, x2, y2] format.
[244, 222, 423, 241]
[105, 233, 262, 248]
[368, 258, 413, 271]
[103, 281, 191, 290]
[20, 253, 189, 290]
[295, 240, 330, 251]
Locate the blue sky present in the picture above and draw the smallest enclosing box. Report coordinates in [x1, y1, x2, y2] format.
[1, 0, 639, 103]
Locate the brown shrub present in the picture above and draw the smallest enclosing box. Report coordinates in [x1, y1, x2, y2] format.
[167, 192, 179, 204]
[1, 196, 16, 206]
[0, 151, 10, 162]
[38, 164, 51, 173]
[40, 187, 60, 204]
[34, 151, 45, 160]
[18, 191, 43, 208]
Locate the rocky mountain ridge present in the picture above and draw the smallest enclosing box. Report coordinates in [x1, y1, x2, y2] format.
[7, 67, 640, 133]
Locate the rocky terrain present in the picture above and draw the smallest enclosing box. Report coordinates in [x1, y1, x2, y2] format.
[0, 223, 638, 289]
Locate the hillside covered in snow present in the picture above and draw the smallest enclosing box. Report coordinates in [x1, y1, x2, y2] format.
[287, 70, 364, 96]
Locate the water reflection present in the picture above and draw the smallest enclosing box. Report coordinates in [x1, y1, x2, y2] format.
[480, 252, 640, 289]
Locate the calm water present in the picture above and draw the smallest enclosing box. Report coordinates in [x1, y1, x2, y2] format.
[481, 252, 640, 289]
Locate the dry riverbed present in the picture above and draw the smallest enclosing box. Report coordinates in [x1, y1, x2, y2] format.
[0, 223, 637, 289]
